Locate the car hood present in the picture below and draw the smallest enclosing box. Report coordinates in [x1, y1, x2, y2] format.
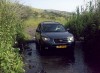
[41, 32, 73, 39]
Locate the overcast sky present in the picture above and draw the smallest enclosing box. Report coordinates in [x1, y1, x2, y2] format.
[19, 0, 92, 12]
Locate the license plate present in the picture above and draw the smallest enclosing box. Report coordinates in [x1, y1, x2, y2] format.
[56, 45, 67, 48]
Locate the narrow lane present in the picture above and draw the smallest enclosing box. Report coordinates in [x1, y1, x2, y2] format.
[24, 42, 100, 73]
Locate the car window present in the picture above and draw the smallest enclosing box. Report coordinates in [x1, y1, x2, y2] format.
[41, 24, 66, 32]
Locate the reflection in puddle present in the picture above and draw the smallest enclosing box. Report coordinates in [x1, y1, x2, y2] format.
[84, 49, 100, 73]
[24, 43, 100, 73]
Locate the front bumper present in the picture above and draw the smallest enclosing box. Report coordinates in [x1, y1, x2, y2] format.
[41, 40, 75, 50]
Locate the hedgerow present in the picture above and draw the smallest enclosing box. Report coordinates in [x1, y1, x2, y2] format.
[0, 0, 25, 73]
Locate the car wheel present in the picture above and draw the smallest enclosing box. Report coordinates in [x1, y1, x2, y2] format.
[36, 42, 45, 54]
[69, 46, 75, 55]
[36, 43, 43, 54]
[36, 42, 40, 51]
[39, 44, 46, 54]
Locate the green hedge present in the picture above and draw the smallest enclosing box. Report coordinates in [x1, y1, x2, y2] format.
[65, 1, 100, 40]
[0, 0, 24, 73]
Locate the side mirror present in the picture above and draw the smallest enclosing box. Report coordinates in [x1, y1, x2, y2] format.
[36, 29, 40, 32]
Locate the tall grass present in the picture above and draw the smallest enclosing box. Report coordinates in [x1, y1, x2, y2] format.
[0, 0, 24, 73]
[65, 1, 100, 56]
[65, 1, 100, 40]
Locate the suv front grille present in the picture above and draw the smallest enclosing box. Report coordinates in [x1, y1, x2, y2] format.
[54, 39, 67, 43]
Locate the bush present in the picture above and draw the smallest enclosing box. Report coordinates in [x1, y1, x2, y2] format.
[65, 1, 100, 41]
[0, 0, 24, 73]
[65, 1, 100, 57]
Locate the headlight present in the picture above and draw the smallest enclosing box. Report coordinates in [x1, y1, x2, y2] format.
[67, 36, 74, 42]
[42, 37, 50, 41]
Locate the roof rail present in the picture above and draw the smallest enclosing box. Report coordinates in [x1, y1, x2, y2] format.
[41, 21, 60, 24]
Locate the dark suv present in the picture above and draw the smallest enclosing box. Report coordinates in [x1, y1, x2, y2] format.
[35, 21, 75, 53]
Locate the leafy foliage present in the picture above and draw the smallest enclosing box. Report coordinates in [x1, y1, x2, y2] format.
[0, 0, 24, 73]
[65, 0, 100, 54]
[65, 1, 100, 40]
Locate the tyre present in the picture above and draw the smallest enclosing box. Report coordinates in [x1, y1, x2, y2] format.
[35, 42, 40, 51]
[69, 46, 75, 56]
[39, 44, 46, 55]
[36, 42, 45, 55]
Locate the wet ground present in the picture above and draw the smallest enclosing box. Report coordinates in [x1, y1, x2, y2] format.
[23, 41, 100, 73]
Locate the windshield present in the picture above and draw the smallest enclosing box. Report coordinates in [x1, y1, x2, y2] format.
[41, 24, 66, 32]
